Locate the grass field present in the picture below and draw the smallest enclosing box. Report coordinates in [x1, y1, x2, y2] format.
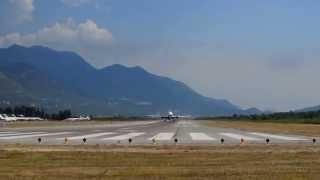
[202, 120, 320, 137]
[0, 144, 319, 180]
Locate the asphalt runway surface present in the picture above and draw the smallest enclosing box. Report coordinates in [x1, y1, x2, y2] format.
[0, 120, 317, 145]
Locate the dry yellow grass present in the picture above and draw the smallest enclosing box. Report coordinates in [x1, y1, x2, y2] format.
[202, 120, 320, 137]
[0, 144, 319, 180]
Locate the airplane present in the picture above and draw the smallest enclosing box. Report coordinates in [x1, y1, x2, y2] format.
[64, 116, 91, 121]
[144, 111, 192, 122]
[161, 111, 179, 121]
[161, 111, 191, 122]
[0, 114, 4, 121]
[15, 115, 44, 121]
[0, 114, 17, 121]
[0, 114, 43, 121]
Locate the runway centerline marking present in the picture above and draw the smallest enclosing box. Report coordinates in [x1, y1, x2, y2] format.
[102, 132, 145, 140]
[0, 132, 71, 140]
[219, 133, 262, 141]
[57, 132, 115, 140]
[190, 133, 216, 141]
[249, 132, 309, 141]
[148, 133, 174, 141]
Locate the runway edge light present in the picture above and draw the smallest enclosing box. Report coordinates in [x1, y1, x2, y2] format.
[266, 138, 270, 144]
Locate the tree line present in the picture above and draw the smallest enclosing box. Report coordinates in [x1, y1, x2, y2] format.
[0, 106, 72, 120]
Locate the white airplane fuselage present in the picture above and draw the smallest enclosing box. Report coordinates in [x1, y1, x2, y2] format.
[161, 111, 179, 122]
[0, 114, 43, 121]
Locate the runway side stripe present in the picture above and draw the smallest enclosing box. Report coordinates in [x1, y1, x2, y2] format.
[57, 132, 115, 140]
[148, 133, 174, 141]
[102, 132, 145, 140]
[0, 132, 45, 137]
[0, 132, 17, 134]
[249, 132, 309, 141]
[219, 133, 262, 141]
[190, 133, 216, 141]
[0, 132, 71, 140]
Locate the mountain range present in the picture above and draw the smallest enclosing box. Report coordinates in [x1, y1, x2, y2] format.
[296, 105, 320, 113]
[0, 44, 259, 116]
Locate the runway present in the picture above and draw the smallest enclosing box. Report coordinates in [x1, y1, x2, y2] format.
[0, 120, 317, 145]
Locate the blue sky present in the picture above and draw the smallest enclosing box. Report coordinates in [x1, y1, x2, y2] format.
[1, 0, 320, 111]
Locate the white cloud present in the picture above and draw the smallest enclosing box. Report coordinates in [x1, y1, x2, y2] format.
[61, 0, 92, 7]
[0, 19, 113, 69]
[0, 18, 113, 49]
[9, 0, 34, 23]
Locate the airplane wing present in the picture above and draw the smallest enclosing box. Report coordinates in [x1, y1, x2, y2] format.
[160, 116, 170, 119]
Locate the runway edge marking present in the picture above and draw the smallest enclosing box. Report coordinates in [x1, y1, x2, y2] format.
[148, 132, 174, 141]
[102, 132, 145, 140]
[249, 132, 309, 141]
[190, 132, 216, 141]
[219, 133, 262, 141]
[0, 132, 72, 140]
[57, 132, 115, 140]
[0, 132, 46, 137]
